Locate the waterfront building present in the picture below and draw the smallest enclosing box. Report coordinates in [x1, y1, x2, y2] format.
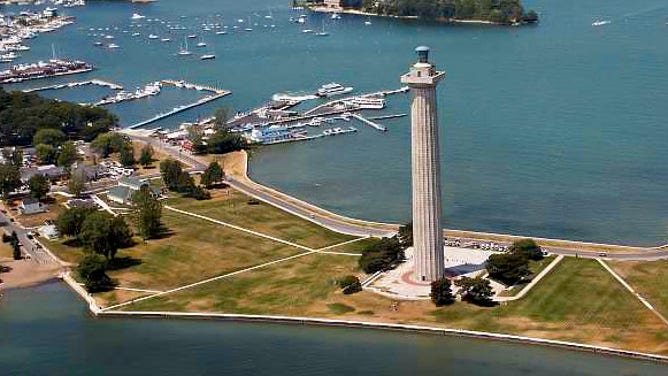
[108, 176, 160, 205]
[401, 46, 445, 282]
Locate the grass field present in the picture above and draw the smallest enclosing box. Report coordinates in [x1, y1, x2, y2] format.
[609, 260, 668, 320]
[498, 255, 557, 296]
[124, 257, 668, 355]
[0, 240, 13, 259]
[166, 189, 357, 249]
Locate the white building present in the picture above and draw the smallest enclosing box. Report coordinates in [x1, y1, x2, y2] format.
[19, 198, 47, 215]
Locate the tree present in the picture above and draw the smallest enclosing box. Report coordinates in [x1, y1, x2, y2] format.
[338, 275, 362, 295]
[77, 253, 115, 292]
[509, 238, 543, 261]
[68, 167, 88, 197]
[159, 159, 184, 190]
[56, 206, 95, 238]
[35, 143, 57, 164]
[33, 128, 66, 146]
[358, 237, 405, 273]
[486, 252, 530, 285]
[119, 143, 136, 167]
[431, 277, 455, 306]
[56, 141, 79, 168]
[28, 174, 50, 200]
[200, 161, 224, 188]
[455, 276, 494, 306]
[0, 158, 21, 198]
[79, 212, 132, 259]
[91, 132, 126, 158]
[139, 144, 154, 167]
[398, 221, 413, 247]
[132, 188, 162, 240]
[213, 106, 232, 130]
[12, 241, 21, 260]
[207, 129, 244, 154]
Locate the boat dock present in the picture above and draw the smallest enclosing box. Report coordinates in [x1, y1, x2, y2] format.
[160, 79, 226, 95]
[351, 113, 387, 132]
[367, 113, 407, 121]
[127, 90, 231, 129]
[22, 79, 123, 93]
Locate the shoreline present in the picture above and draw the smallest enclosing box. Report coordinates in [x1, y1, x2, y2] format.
[308, 7, 522, 26]
[64, 283, 664, 364]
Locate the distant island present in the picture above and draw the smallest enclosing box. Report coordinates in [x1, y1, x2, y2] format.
[302, 0, 539, 25]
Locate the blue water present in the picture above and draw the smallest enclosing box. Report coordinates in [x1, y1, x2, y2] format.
[1, 282, 666, 375]
[3, 0, 668, 245]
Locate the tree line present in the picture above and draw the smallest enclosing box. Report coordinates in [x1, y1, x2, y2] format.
[359, 0, 538, 24]
[0, 88, 117, 147]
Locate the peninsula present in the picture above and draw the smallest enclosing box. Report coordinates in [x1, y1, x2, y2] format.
[304, 0, 539, 25]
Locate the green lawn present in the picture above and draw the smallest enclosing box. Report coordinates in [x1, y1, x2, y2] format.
[609, 260, 668, 320]
[123, 257, 668, 355]
[45, 210, 305, 291]
[166, 190, 357, 249]
[323, 237, 379, 254]
[498, 255, 557, 296]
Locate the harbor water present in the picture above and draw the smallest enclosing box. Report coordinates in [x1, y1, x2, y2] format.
[2, 0, 667, 246]
[1, 282, 666, 375]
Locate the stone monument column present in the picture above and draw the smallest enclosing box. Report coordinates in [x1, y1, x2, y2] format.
[400, 46, 445, 282]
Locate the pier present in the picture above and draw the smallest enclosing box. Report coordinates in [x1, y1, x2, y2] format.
[127, 90, 231, 130]
[351, 113, 387, 132]
[367, 113, 407, 121]
[22, 79, 123, 93]
[160, 79, 227, 95]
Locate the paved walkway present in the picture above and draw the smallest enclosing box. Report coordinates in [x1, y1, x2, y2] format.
[495, 255, 564, 302]
[598, 259, 668, 327]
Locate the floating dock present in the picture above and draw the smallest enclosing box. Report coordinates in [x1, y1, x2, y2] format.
[367, 113, 407, 121]
[127, 90, 231, 130]
[22, 79, 123, 93]
[351, 113, 387, 132]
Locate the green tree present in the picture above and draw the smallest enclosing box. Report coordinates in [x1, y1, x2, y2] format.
[139, 144, 154, 167]
[455, 276, 494, 306]
[338, 275, 362, 295]
[200, 161, 225, 188]
[35, 143, 57, 164]
[80, 212, 132, 259]
[159, 158, 183, 190]
[32, 128, 66, 146]
[77, 253, 115, 292]
[132, 187, 162, 240]
[431, 277, 455, 306]
[56, 206, 95, 238]
[119, 143, 136, 167]
[28, 174, 50, 200]
[509, 238, 543, 261]
[12, 241, 21, 260]
[358, 237, 405, 273]
[213, 106, 232, 130]
[91, 132, 126, 158]
[207, 129, 244, 154]
[56, 141, 79, 168]
[486, 252, 530, 285]
[398, 221, 413, 247]
[0, 157, 21, 198]
[68, 167, 88, 197]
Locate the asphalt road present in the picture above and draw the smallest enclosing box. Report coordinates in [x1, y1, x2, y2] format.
[0, 210, 54, 264]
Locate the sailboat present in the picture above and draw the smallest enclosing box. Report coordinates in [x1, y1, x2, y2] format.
[245, 17, 253, 32]
[364, 17, 372, 25]
[177, 37, 192, 56]
[196, 37, 207, 48]
[315, 20, 329, 36]
[200, 52, 216, 60]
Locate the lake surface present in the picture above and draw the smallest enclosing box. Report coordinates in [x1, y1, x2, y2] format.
[2, 0, 667, 246]
[1, 282, 666, 375]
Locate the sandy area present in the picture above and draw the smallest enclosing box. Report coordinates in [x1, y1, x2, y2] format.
[0, 258, 62, 290]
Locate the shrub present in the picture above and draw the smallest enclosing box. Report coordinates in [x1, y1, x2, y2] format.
[430, 277, 455, 306]
[338, 275, 362, 295]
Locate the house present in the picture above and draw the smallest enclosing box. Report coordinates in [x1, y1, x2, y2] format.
[38, 224, 60, 240]
[19, 198, 47, 215]
[20, 164, 66, 183]
[107, 176, 161, 205]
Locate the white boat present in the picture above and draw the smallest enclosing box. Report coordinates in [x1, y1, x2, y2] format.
[131, 13, 146, 20]
[364, 17, 372, 25]
[107, 43, 120, 49]
[148, 34, 159, 39]
[215, 30, 227, 35]
[187, 34, 197, 39]
[315, 20, 329, 36]
[161, 38, 171, 42]
[104, 35, 115, 39]
[196, 38, 207, 47]
[302, 29, 313, 33]
[200, 54, 216, 60]
[177, 38, 192, 56]
[345, 97, 385, 109]
[131, 32, 140, 37]
[331, 13, 342, 20]
[316, 83, 353, 97]
[592, 19, 611, 26]
[245, 17, 253, 31]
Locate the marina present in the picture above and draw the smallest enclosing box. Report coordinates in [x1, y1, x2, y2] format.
[21, 78, 122, 92]
[0, 58, 93, 84]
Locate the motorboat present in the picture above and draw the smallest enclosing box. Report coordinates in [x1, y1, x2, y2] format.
[316, 82, 353, 97]
[200, 54, 216, 60]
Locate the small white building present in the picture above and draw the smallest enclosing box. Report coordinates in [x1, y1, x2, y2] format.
[107, 176, 160, 205]
[19, 198, 47, 215]
[38, 224, 60, 240]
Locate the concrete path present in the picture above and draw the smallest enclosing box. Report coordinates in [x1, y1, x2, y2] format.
[495, 255, 564, 302]
[598, 259, 668, 327]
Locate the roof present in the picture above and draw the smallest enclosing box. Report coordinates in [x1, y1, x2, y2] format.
[108, 186, 132, 202]
[119, 176, 147, 190]
[21, 197, 40, 206]
[20, 165, 66, 182]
